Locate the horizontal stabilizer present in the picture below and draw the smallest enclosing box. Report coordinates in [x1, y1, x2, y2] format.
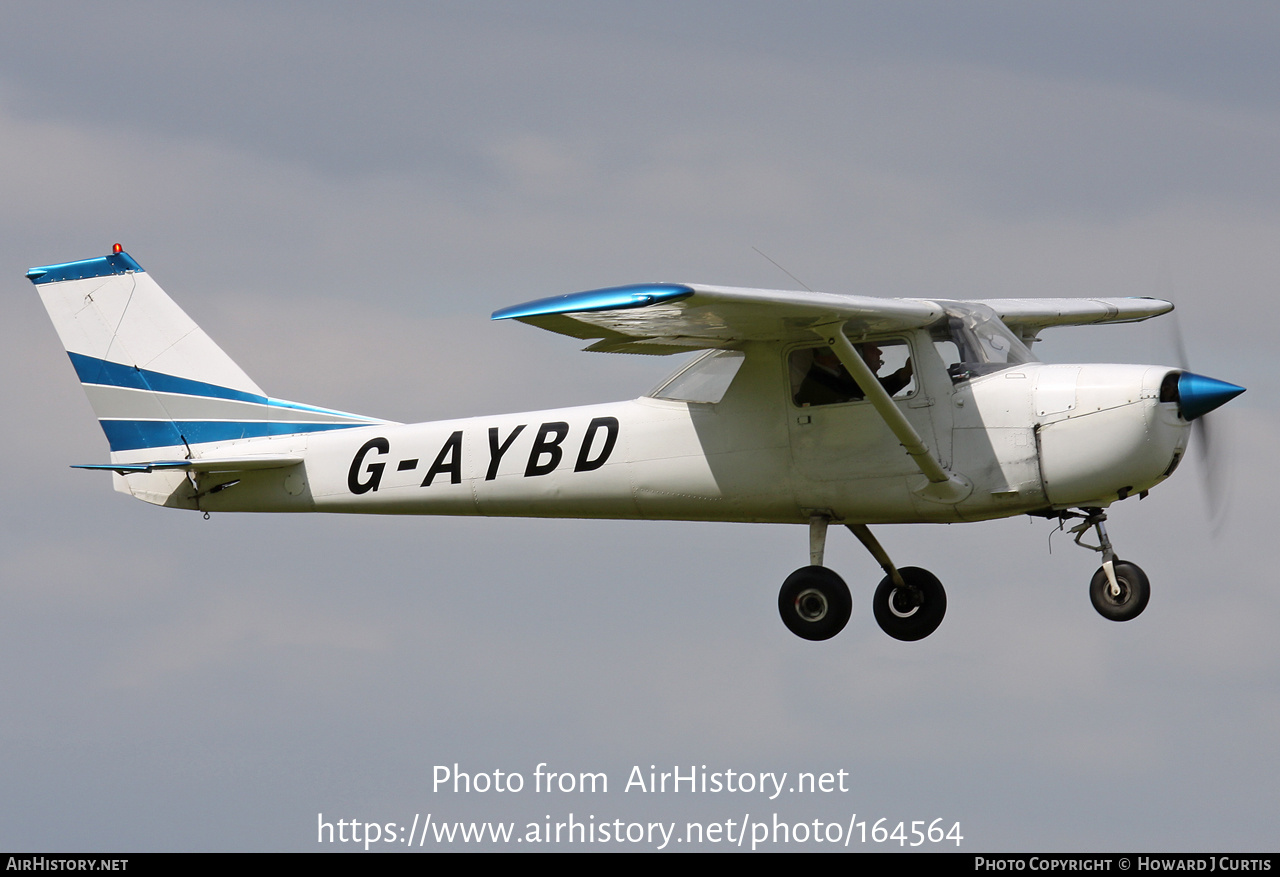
[72, 454, 305, 476]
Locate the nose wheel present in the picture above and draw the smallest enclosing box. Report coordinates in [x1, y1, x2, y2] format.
[1065, 508, 1152, 622]
[1089, 560, 1150, 621]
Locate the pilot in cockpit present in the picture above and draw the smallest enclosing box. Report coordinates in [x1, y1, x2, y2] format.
[793, 343, 913, 407]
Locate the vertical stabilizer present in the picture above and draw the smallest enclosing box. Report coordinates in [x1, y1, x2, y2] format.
[28, 247, 384, 460]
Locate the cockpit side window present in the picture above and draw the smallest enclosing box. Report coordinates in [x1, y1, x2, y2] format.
[790, 339, 915, 407]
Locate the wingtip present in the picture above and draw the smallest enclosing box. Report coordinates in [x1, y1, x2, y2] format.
[492, 283, 695, 321]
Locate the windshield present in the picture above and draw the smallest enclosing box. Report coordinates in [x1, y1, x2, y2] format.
[937, 302, 1037, 381]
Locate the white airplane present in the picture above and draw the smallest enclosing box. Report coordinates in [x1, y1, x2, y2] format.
[28, 246, 1245, 642]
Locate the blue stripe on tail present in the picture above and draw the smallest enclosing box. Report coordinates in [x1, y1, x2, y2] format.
[99, 419, 367, 452]
[26, 252, 145, 284]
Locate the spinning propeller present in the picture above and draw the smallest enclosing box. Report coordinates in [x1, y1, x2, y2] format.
[1168, 310, 1245, 527]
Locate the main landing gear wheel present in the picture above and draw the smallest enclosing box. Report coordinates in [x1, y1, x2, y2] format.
[778, 565, 852, 641]
[873, 567, 946, 641]
[1089, 561, 1150, 622]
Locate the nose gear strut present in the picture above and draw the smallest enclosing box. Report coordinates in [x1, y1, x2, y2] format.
[1060, 508, 1151, 622]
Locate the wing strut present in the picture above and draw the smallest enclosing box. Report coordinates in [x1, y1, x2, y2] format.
[816, 321, 971, 504]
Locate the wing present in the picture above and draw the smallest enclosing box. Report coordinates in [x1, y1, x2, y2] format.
[493, 284, 1174, 354]
[971, 297, 1173, 342]
[492, 283, 945, 354]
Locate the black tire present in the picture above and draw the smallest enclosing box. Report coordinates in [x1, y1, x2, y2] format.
[873, 567, 946, 641]
[1089, 561, 1150, 622]
[778, 566, 852, 641]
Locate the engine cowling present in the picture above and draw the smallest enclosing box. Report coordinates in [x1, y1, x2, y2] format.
[1035, 365, 1231, 507]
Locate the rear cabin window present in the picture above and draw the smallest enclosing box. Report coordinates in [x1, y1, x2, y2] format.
[649, 349, 746, 404]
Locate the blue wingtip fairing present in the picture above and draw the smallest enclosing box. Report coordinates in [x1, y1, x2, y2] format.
[26, 250, 145, 284]
[491, 283, 695, 321]
[1178, 372, 1246, 421]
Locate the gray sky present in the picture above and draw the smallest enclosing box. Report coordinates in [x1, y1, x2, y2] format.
[2, 1, 1277, 851]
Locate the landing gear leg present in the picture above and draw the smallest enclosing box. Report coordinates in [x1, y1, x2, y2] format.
[777, 515, 852, 641]
[848, 523, 947, 641]
[1065, 508, 1150, 622]
[809, 513, 828, 567]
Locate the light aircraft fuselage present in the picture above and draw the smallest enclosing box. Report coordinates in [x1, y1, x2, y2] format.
[125, 355, 1187, 529]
